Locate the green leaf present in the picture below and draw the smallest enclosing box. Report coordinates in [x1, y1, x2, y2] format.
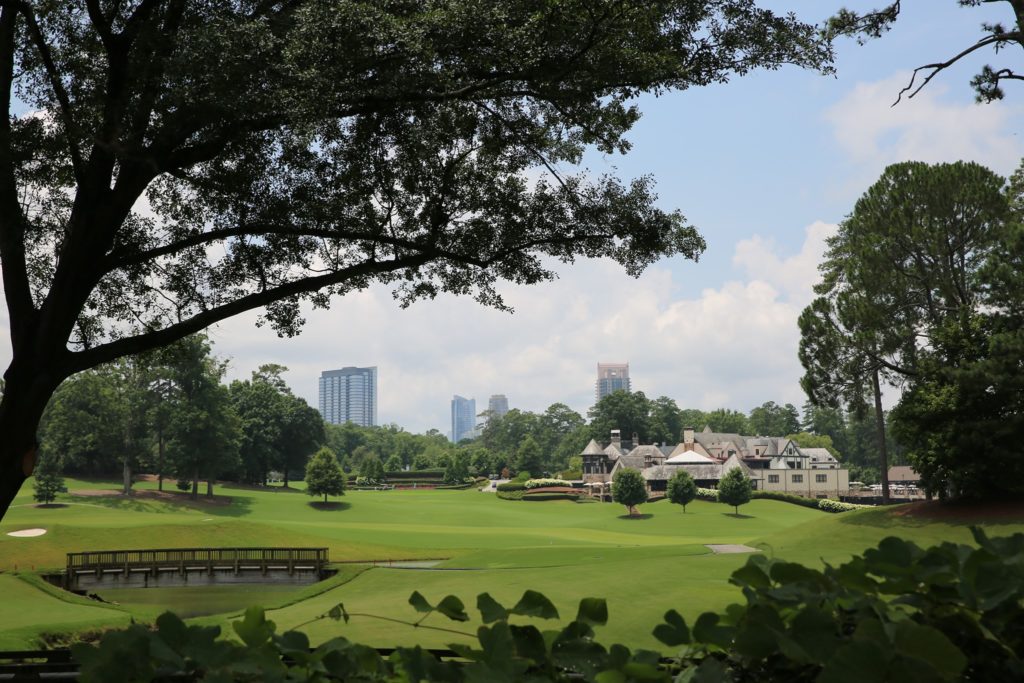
[327, 603, 349, 623]
[477, 593, 508, 624]
[436, 595, 470, 622]
[576, 597, 608, 626]
[408, 591, 434, 614]
[819, 640, 890, 683]
[730, 556, 772, 589]
[692, 656, 729, 683]
[891, 621, 967, 678]
[232, 607, 275, 648]
[510, 624, 547, 663]
[595, 671, 627, 683]
[692, 612, 733, 650]
[652, 609, 689, 647]
[511, 590, 560, 619]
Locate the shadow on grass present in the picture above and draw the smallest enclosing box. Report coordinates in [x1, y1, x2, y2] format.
[838, 500, 1024, 529]
[617, 513, 654, 520]
[69, 490, 255, 518]
[34, 503, 68, 509]
[723, 512, 755, 519]
[308, 501, 351, 512]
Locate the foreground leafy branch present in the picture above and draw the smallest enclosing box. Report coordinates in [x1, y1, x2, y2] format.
[70, 527, 1024, 681]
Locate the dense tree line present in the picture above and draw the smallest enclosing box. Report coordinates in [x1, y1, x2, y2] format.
[37, 336, 324, 498]
[801, 160, 1024, 500]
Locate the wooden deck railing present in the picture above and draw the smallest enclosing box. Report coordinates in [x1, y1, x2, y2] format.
[66, 547, 329, 578]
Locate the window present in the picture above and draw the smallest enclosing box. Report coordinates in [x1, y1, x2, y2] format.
[792, 474, 803, 483]
[816, 474, 828, 483]
[768, 474, 780, 484]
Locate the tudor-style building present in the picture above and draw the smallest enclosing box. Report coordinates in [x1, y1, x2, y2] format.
[582, 425, 849, 498]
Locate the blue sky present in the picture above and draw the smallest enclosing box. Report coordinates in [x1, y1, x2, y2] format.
[2, 2, 1023, 434]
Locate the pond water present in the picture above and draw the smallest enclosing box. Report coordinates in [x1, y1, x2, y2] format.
[95, 584, 300, 618]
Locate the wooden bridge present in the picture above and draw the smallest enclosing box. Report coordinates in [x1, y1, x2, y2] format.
[65, 547, 329, 589]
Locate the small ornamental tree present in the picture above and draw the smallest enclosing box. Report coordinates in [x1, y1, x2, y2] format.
[32, 452, 64, 506]
[667, 469, 698, 512]
[612, 468, 648, 516]
[305, 448, 346, 504]
[718, 467, 753, 515]
[384, 455, 403, 473]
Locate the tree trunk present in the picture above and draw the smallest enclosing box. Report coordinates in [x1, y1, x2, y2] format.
[122, 455, 132, 495]
[323, 492, 327, 503]
[206, 479, 213, 497]
[157, 429, 165, 491]
[872, 368, 891, 504]
[0, 364, 61, 523]
[191, 468, 199, 500]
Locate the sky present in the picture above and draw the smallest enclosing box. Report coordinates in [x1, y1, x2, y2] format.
[2, 1, 1024, 435]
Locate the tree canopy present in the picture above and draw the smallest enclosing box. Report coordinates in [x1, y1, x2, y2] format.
[828, 1, 1024, 103]
[717, 467, 752, 515]
[666, 469, 697, 512]
[304, 447, 345, 503]
[0, 0, 835, 521]
[801, 160, 1021, 499]
[612, 467, 648, 516]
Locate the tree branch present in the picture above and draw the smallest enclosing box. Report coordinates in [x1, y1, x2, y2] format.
[0, 4, 35, 341]
[67, 252, 434, 374]
[3, 0, 85, 181]
[894, 30, 1023, 104]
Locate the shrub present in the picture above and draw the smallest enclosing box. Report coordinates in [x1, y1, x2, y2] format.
[817, 498, 868, 513]
[175, 479, 192, 492]
[521, 493, 580, 502]
[523, 478, 573, 489]
[696, 487, 718, 501]
[750, 490, 819, 509]
[496, 490, 525, 501]
[496, 481, 526, 492]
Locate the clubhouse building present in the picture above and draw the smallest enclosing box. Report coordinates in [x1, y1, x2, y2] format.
[581, 426, 849, 498]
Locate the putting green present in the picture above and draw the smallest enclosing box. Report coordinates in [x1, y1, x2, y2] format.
[1, 477, 1022, 650]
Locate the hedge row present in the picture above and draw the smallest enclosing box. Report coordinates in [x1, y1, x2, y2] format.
[523, 478, 575, 490]
[496, 481, 526, 492]
[496, 490, 525, 500]
[521, 493, 581, 502]
[384, 470, 446, 480]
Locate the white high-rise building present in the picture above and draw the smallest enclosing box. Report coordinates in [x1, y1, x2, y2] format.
[318, 367, 378, 426]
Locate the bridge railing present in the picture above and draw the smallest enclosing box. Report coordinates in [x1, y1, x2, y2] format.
[66, 547, 329, 573]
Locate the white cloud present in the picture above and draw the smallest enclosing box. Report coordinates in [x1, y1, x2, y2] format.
[825, 72, 1023, 184]
[209, 222, 836, 432]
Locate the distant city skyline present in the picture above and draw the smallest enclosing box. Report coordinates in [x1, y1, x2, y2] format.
[450, 395, 476, 443]
[596, 363, 631, 403]
[318, 366, 378, 427]
[488, 394, 510, 419]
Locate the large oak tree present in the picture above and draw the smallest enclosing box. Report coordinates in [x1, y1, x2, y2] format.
[0, 1, 833, 521]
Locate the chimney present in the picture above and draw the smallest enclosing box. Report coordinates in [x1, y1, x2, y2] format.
[610, 429, 621, 447]
[683, 427, 694, 451]
[632, 432, 639, 446]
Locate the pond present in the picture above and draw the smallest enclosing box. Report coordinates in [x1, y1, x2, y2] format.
[94, 584, 301, 618]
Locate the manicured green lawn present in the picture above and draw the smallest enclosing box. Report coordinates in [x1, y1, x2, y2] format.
[1, 477, 1021, 650]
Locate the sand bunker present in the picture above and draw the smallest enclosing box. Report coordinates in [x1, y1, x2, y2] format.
[705, 544, 759, 554]
[6, 528, 47, 537]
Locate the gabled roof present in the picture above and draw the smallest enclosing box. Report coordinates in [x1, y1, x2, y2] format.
[802, 447, 837, 463]
[665, 450, 714, 465]
[581, 439, 606, 456]
[628, 444, 664, 459]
